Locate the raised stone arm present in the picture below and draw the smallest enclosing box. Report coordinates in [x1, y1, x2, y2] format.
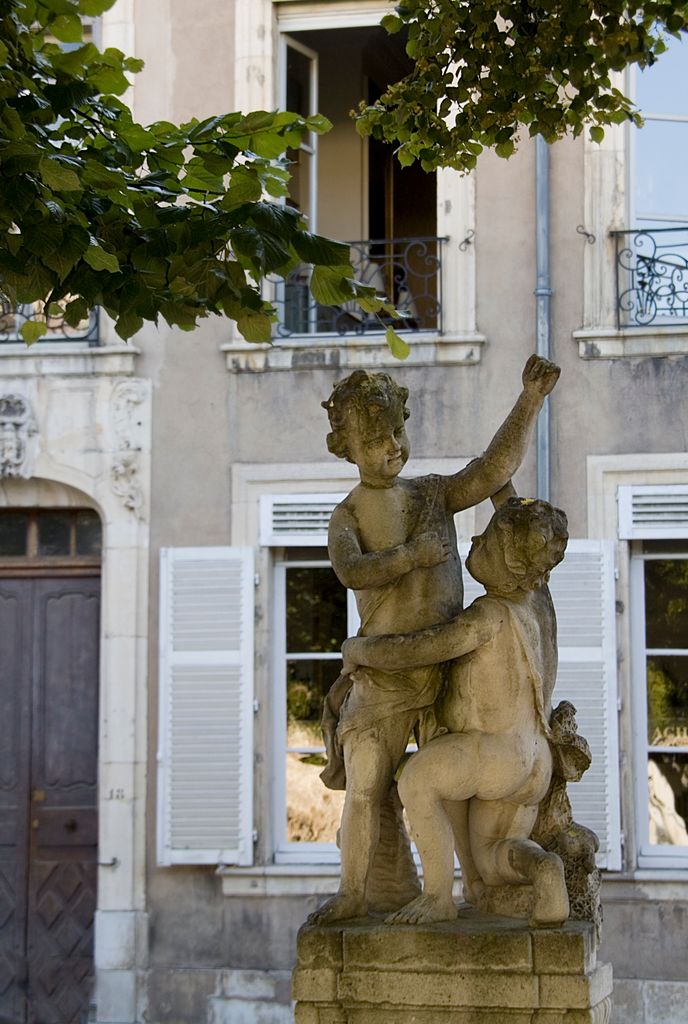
[444, 355, 560, 514]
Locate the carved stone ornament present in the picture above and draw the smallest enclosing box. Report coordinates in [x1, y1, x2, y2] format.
[0, 393, 37, 479]
[109, 380, 146, 518]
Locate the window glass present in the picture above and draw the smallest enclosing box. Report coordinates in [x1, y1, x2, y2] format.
[634, 37, 688, 226]
[282, 562, 349, 846]
[641, 553, 688, 851]
[75, 509, 102, 556]
[0, 511, 29, 556]
[644, 558, 688, 648]
[649, 752, 688, 845]
[636, 39, 688, 116]
[635, 121, 688, 222]
[286, 566, 347, 652]
[37, 511, 72, 556]
[647, 656, 688, 745]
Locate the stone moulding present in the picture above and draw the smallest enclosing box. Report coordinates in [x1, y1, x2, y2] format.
[293, 913, 612, 1024]
[0, 392, 37, 479]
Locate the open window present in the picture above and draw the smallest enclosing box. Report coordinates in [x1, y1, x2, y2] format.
[275, 23, 442, 339]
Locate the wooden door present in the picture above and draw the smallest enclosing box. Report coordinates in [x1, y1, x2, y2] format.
[0, 575, 100, 1024]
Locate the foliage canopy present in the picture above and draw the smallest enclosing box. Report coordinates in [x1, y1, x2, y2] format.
[356, 0, 688, 172]
[0, 0, 397, 345]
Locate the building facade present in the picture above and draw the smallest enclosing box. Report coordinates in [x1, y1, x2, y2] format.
[1, 2, 687, 1023]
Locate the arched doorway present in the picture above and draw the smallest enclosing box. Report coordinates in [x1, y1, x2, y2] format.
[0, 507, 102, 1024]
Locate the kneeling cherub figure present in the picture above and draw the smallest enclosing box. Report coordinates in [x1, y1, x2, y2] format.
[342, 495, 571, 927]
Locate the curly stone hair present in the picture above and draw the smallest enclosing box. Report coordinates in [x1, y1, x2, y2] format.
[321, 370, 410, 462]
[492, 497, 569, 590]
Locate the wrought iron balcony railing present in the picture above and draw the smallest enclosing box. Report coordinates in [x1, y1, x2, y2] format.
[612, 228, 688, 328]
[274, 236, 446, 338]
[0, 297, 99, 345]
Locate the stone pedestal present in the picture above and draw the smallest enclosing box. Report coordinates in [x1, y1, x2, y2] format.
[292, 909, 612, 1023]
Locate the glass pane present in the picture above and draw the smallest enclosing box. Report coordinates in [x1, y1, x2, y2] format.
[0, 511, 29, 556]
[37, 511, 71, 556]
[286, 751, 345, 842]
[286, 566, 347, 653]
[649, 752, 688, 846]
[647, 656, 688, 746]
[286, 144, 312, 220]
[644, 559, 688, 648]
[635, 121, 688, 222]
[286, 45, 312, 118]
[636, 38, 688, 117]
[286, 658, 342, 750]
[75, 509, 102, 556]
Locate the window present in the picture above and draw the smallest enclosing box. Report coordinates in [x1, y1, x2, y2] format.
[632, 37, 688, 229]
[631, 542, 688, 865]
[273, 550, 357, 862]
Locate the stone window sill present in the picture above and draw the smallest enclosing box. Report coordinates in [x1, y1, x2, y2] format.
[0, 343, 139, 377]
[222, 332, 485, 373]
[574, 326, 688, 359]
[217, 864, 688, 899]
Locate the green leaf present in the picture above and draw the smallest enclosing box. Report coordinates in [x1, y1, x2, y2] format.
[115, 311, 144, 340]
[20, 320, 47, 345]
[79, 0, 117, 14]
[293, 231, 351, 267]
[84, 241, 120, 273]
[381, 14, 403, 34]
[50, 13, 83, 43]
[0, 41, 8, 65]
[237, 310, 273, 343]
[385, 327, 410, 360]
[495, 140, 515, 159]
[310, 265, 356, 306]
[39, 157, 82, 192]
[589, 125, 605, 143]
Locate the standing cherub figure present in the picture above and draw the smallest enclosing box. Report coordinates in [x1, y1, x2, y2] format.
[311, 355, 559, 925]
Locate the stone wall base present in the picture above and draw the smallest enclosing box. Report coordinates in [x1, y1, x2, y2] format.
[293, 910, 613, 1024]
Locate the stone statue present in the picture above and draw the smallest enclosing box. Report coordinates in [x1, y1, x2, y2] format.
[341, 494, 573, 927]
[311, 356, 560, 925]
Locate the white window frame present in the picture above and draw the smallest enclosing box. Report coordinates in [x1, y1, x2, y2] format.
[575, 58, 688, 357]
[224, 0, 484, 366]
[630, 544, 688, 869]
[271, 553, 358, 864]
[588, 453, 688, 872]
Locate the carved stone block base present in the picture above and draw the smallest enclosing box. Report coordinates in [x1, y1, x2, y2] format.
[292, 909, 612, 1024]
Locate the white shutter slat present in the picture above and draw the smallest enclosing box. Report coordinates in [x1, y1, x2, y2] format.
[618, 483, 688, 538]
[460, 539, 621, 871]
[259, 493, 347, 546]
[549, 540, 621, 870]
[157, 547, 254, 866]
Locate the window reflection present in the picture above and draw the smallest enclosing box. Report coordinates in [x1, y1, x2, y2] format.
[649, 753, 688, 846]
[644, 559, 688, 649]
[283, 561, 348, 843]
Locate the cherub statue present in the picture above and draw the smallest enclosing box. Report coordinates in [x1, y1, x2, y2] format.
[341, 495, 572, 927]
[311, 357, 559, 925]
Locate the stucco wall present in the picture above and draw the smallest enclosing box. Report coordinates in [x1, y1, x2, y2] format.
[98, 3, 688, 1022]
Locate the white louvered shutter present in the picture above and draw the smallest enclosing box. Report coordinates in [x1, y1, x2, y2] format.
[618, 484, 688, 539]
[157, 547, 255, 866]
[461, 539, 621, 870]
[548, 540, 621, 870]
[259, 493, 347, 546]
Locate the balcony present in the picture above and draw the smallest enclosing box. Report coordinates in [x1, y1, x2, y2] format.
[612, 228, 688, 328]
[273, 236, 446, 338]
[0, 298, 99, 345]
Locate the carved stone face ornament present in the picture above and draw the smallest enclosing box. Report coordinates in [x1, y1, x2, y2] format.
[0, 394, 37, 479]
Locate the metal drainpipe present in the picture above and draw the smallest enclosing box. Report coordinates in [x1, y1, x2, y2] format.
[535, 134, 552, 502]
